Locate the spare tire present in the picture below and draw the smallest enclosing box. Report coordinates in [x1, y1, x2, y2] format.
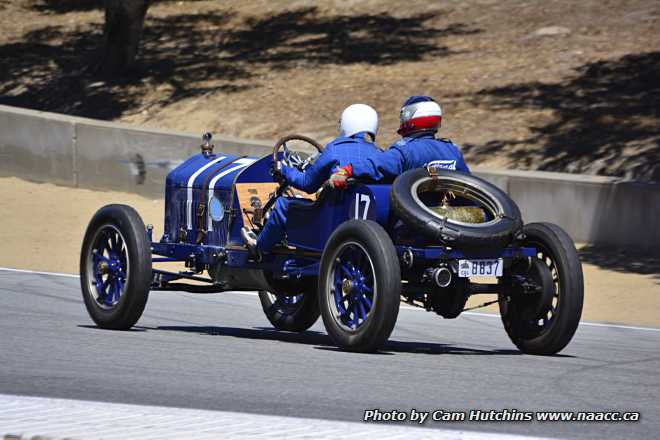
[390, 168, 522, 250]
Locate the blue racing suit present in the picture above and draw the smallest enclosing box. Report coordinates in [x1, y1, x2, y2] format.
[374, 132, 470, 178]
[256, 132, 382, 252]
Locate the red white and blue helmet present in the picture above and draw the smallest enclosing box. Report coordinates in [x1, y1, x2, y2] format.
[397, 96, 442, 136]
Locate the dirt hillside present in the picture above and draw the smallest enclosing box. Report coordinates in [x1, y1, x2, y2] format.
[1, 0, 659, 179]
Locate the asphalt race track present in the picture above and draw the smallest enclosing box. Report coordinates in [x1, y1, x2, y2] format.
[1, 269, 659, 439]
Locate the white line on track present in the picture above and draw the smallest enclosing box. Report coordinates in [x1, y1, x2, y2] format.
[2, 266, 659, 333]
[0, 394, 552, 440]
[402, 307, 660, 333]
[0, 266, 79, 278]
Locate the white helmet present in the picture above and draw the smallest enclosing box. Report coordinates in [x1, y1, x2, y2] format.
[339, 104, 379, 139]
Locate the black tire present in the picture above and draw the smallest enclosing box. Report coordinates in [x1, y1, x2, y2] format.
[259, 280, 320, 332]
[80, 204, 152, 329]
[390, 168, 522, 250]
[499, 222, 583, 355]
[319, 220, 401, 352]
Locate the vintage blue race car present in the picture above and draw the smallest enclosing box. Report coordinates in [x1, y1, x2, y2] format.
[80, 134, 584, 353]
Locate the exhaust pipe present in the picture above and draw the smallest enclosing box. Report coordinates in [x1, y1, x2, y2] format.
[432, 266, 452, 288]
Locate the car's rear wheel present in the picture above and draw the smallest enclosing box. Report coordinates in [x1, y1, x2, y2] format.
[319, 220, 401, 352]
[499, 222, 583, 355]
[80, 205, 152, 329]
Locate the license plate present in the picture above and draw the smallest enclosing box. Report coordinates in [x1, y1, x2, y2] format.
[458, 259, 503, 277]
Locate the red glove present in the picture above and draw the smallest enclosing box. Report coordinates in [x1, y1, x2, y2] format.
[329, 164, 353, 190]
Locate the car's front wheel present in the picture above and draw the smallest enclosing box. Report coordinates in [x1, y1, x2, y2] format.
[80, 204, 152, 329]
[319, 220, 401, 352]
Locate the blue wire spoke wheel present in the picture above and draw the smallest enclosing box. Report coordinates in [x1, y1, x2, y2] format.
[271, 293, 303, 309]
[80, 205, 152, 330]
[86, 225, 129, 310]
[258, 276, 320, 332]
[319, 220, 401, 352]
[329, 242, 376, 332]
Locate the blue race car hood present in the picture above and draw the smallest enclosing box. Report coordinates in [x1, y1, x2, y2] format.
[166, 153, 257, 192]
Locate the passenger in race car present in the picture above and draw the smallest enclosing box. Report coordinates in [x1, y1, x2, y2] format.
[375, 95, 470, 177]
[242, 103, 384, 254]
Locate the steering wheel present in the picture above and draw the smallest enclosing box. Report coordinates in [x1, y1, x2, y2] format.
[272, 134, 324, 173]
[254, 135, 324, 229]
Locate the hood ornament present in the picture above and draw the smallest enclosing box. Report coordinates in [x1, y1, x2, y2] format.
[201, 132, 214, 156]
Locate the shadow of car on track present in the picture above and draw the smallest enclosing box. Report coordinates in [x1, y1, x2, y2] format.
[153, 325, 525, 356]
[78, 324, 148, 332]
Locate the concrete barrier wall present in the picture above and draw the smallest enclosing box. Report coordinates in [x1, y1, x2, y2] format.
[74, 120, 271, 197]
[0, 104, 272, 197]
[1, 104, 658, 248]
[473, 168, 659, 249]
[0, 106, 76, 186]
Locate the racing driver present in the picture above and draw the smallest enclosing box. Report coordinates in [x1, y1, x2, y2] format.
[242, 103, 383, 254]
[375, 95, 470, 177]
